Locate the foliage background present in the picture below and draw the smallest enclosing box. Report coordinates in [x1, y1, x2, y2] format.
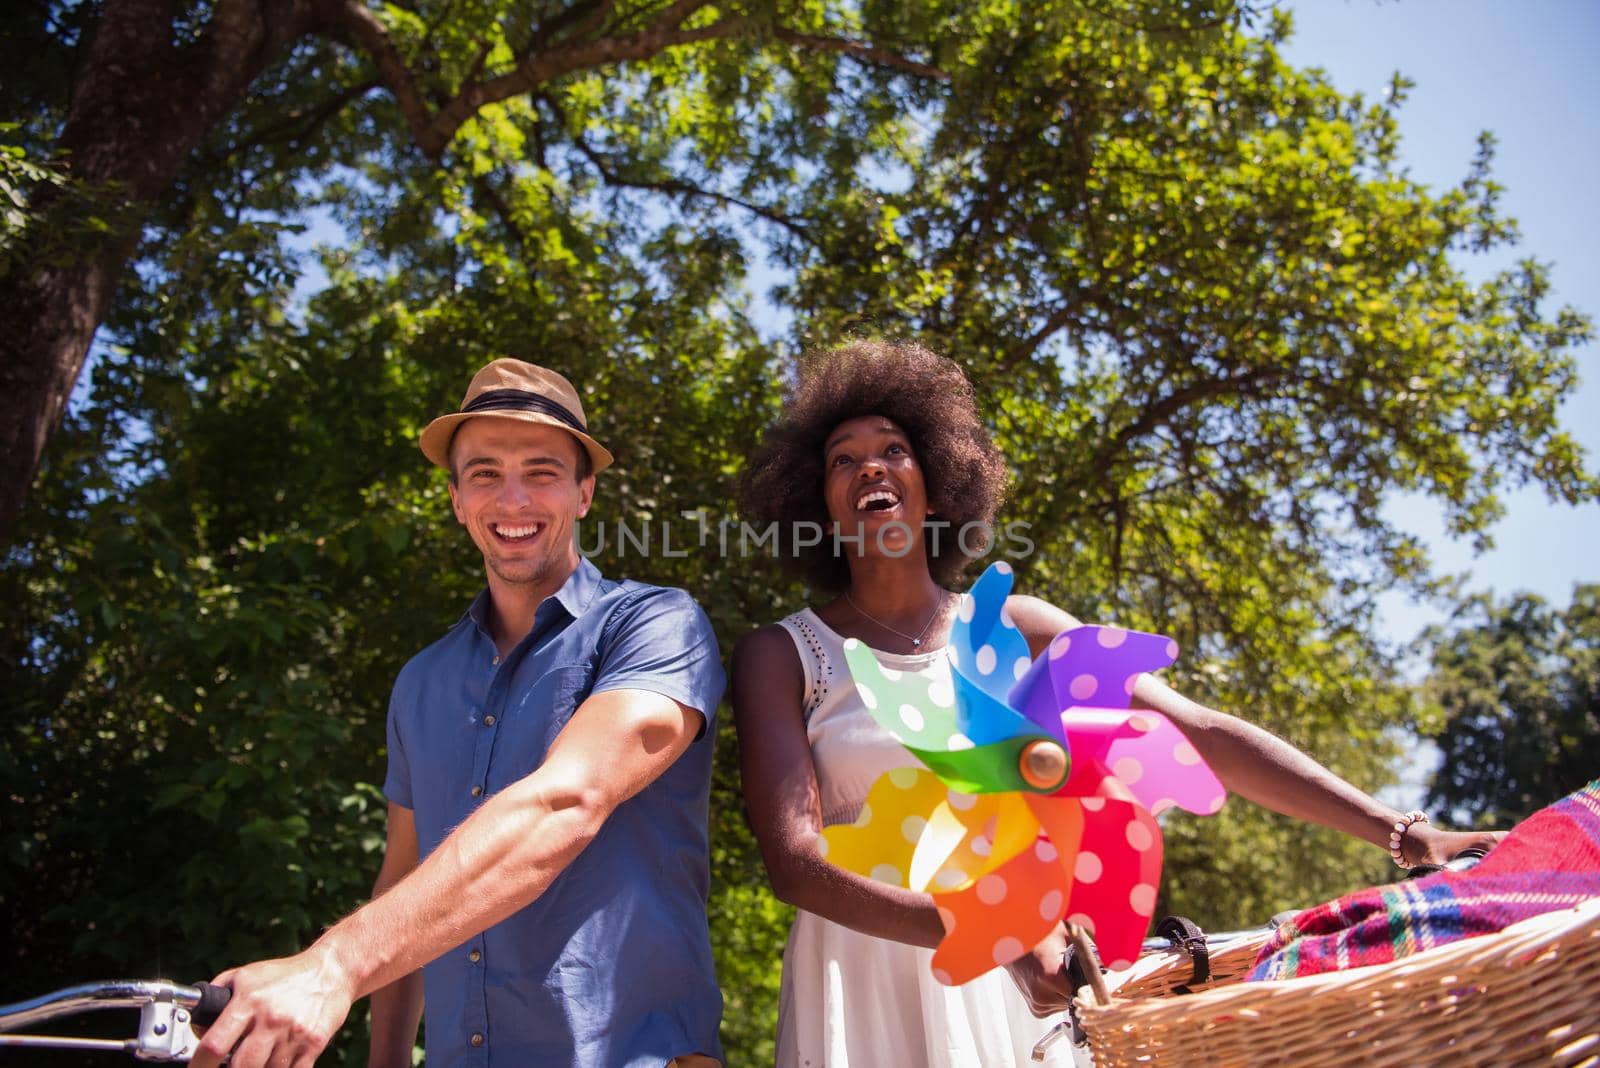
[3, 1, 1595, 1063]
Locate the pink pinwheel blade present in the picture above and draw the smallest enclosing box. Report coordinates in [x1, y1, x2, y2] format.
[1056, 710, 1226, 817]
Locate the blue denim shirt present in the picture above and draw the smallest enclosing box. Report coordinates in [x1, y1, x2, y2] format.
[383, 559, 725, 1067]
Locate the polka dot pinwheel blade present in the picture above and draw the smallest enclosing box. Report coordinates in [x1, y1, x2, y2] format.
[819, 767, 949, 887]
[949, 663, 1052, 749]
[1011, 625, 1180, 735]
[949, 561, 1035, 709]
[841, 637, 962, 750]
[1048, 796, 1164, 971]
[1023, 793, 1086, 871]
[928, 839, 1074, 986]
[1055, 709, 1226, 817]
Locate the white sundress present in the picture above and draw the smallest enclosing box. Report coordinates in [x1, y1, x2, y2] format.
[771, 609, 1087, 1068]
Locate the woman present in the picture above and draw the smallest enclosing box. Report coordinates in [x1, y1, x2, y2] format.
[731, 339, 1498, 1068]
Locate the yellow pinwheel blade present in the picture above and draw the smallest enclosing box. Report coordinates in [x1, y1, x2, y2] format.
[909, 791, 1041, 893]
[819, 767, 946, 887]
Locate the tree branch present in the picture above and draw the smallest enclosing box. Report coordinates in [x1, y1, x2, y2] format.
[569, 135, 813, 240]
[1089, 366, 1286, 484]
[533, 0, 615, 47]
[324, 0, 948, 164]
[470, 172, 532, 261]
[770, 28, 949, 81]
[425, 13, 758, 153]
[617, 0, 706, 34]
[324, 0, 439, 152]
[202, 78, 380, 167]
[1000, 296, 1086, 372]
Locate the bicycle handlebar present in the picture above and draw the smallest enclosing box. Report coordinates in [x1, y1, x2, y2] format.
[191, 983, 231, 1028]
[0, 979, 231, 1061]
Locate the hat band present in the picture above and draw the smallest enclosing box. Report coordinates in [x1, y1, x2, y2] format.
[461, 389, 586, 433]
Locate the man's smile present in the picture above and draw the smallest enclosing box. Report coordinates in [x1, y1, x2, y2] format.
[492, 521, 546, 542]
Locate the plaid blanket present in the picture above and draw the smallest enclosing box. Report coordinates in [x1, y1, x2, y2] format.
[1250, 779, 1600, 981]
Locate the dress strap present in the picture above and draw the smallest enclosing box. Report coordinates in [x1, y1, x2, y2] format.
[774, 612, 833, 725]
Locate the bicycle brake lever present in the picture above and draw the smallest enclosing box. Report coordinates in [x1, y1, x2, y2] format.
[134, 997, 199, 1062]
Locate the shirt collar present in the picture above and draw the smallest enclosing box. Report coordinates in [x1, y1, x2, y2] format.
[552, 556, 603, 619]
[463, 556, 604, 632]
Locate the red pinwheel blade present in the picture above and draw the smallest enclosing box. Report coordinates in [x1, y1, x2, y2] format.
[1054, 797, 1163, 970]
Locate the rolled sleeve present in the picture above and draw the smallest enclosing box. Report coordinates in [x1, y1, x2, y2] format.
[592, 587, 725, 734]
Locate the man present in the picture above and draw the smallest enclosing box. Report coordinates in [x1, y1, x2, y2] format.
[194, 359, 725, 1068]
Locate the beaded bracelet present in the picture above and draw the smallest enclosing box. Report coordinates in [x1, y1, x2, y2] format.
[1389, 810, 1430, 868]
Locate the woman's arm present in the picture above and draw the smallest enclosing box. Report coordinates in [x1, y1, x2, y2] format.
[731, 625, 944, 947]
[1005, 595, 1503, 867]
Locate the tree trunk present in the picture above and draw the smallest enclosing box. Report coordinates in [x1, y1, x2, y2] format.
[0, 251, 131, 541]
[0, 0, 316, 544]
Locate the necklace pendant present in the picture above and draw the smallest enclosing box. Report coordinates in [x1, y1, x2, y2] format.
[912, 638, 921, 648]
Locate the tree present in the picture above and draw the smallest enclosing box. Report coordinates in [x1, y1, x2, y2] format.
[1424, 586, 1600, 827]
[0, 0, 947, 540]
[3, 1, 1596, 1061]
[770, 2, 1597, 916]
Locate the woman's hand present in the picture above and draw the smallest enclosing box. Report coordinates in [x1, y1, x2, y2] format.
[1001, 923, 1077, 1017]
[1404, 823, 1507, 868]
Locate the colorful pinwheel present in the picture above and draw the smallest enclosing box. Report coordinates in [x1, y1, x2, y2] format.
[821, 561, 1227, 983]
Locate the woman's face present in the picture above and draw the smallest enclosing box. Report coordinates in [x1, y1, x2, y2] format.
[822, 415, 930, 558]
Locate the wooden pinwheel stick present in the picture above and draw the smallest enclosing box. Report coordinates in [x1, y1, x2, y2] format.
[1068, 923, 1110, 1008]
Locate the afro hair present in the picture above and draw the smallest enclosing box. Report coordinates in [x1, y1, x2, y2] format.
[740, 339, 1008, 590]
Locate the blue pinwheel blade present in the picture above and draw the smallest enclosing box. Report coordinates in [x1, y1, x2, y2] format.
[949, 562, 1052, 746]
[950, 562, 1034, 706]
[950, 666, 1050, 747]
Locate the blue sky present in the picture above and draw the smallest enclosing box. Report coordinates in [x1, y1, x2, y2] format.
[1280, 0, 1600, 642]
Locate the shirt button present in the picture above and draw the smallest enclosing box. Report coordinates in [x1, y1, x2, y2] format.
[470, 1033, 484, 1047]
[469, 949, 481, 963]
[470, 785, 483, 798]
[483, 713, 496, 726]
[492, 655, 501, 665]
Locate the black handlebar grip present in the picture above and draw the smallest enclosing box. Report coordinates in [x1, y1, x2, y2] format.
[1406, 845, 1490, 880]
[191, 982, 232, 1027]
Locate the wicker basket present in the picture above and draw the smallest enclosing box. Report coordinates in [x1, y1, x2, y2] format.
[1074, 896, 1600, 1067]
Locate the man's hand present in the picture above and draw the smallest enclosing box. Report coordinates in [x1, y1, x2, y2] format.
[1001, 923, 1077, 1017]
[191, 944, 357, 1068]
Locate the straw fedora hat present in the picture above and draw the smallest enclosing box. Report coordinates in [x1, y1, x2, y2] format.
[419, 358, 614, 474]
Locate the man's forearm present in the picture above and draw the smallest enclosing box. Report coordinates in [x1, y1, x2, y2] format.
[190, 691, 702, 1068]
[317, 773, 605, 999]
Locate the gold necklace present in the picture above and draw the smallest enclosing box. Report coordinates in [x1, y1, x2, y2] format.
[844, 589, 950, 649]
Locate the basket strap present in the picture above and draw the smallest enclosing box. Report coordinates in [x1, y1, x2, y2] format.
[1155, 915, 1211, 993]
